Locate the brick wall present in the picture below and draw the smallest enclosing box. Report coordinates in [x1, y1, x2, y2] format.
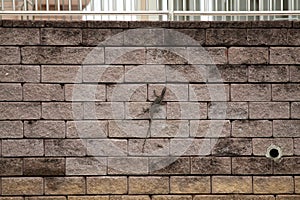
[0, 20, 299, 199]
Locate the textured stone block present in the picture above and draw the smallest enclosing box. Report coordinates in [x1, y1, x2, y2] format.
[124, 29, 164, 46]
[110, 196, 148, 200]
[189, 84, 229, 101]
[150, 120, 189, 138]
[24, 120, 65, 138]
[83, 65, 124, 83]
[295, 138, 300, 155]
[107, 84, 147, 102]
[0, 84, 22, 101]
[0, 47, 20, 64]
[164, 29, 205, 46]
[288, 29, 300, 45]
[207, 65, 248, 83]
[67, 120, 108, 138]
[0, 121, 23, 138]
[187, 47, 227, 65]
[128, 139, 169, 156]
[125, 65, 166, 83]
[273, 120, 300, 137]
[108, 120, 148, 138]
[270, 47, 300, 64]
[232, 157, 272, 175]
[45, 177, 85, 195]
[272, 84, 300, 101]
[296, 177, 300, 193]
[274, 157, 300, 174]
[41, 28, 82, 45]
[252, 138, 293, 156]
[170, 176, 210, 194]
[42, 102, 84, 120]
[228, 47, 268, 64]
[247, 29, 288, 45]
[66, 157, 106, 175]
[87, 177, 127, 194]
[87, 21, 128, 28]
[149, 157, 190, 175]
[249, 65, 289, 82]
[65, 84, 106, 101]
[129, 176, 169, 194]
[2, 139, 43, 157]
[0, 28, 39, 45]
[276, 196, 300, 200]
[169, 21, 209, 28]
[87, 139, 127, 156]
[191, 157, 231, 174]
[292, 102, 300, 119]
[125, 102, 165, 120]
[152, 196, 191, 200]
[128, 21, 169, 28]
[105, 47, 145, 65]
[0, 65, 40, 82]
[190, 120, 231, 138]
[206, 29, 247, 46]
[147, 47, 188, 65]
[212, 138, 252, 156]
[25, 197, 67, 200]
[68, 197, 108, 200]
[0, 102, 41, 120]
[84, 102, 124, 119]
[22, 47, 104, 64]
[253, 176, 294, 194]
[212, 176, 252, 194]
[231, 84, 271, 101]
[45, 139, 86, 156]
[194, 195, 275, 200]
[170, 139, 211, 156]
[249, 102, 290, 119]
[149, 84, 188, 102]
[42, 65, 82, 83]
[290, 66, 300, 82]
[232, 120, 272, 137]
[24, 84, 64, 101]
[167, 102, 207, 119]
[24, 158, 65, 176]
[83, 29, 123, 46]
[108, 157, 148, 175]
[0, 158, 22, 176]
[253, 21, 292, 28]
[2, 177, 43, 195]
[166, 64, 207, 83]
[208, 102, 248, 119]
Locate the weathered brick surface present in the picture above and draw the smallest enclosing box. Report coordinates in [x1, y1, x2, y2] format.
[149, 157, 190, 175]
[206, 29, 247, 46]
[83, 29, 123, 46]
[232, 157, 272, 175]
[253, 138, 293, 156]
[273, 120, 300, 137]
[0, 102, 41, 119]
[253, 176, 294, 194]
[248, 65, 289, 82]
[191, 157, 231, 174]
[2, 139, 44, 157]
[208, 102, 248, 119]
[190, 120, 231, 138]
[231, 84, 271, 101]
[292, 102, 300, 118]
[249, 102, 290, 119]
[270, 47, 300, 64]
[24, 158, 65, 176]
[42, 65, 82, 83]
[45, 139, 86, 156]
[207, 65, 248, 83]
[170, 176, 210, 194]
[87, 177, 127, 194]
[212, 138, 252, 156]
[41, 28, 82, 45]
[23, 84, 64, 101]
[0, 84, 22, 101]
[228, 47, 268, 64]
[24, 120, 65, 138]
[232, 120, 272, 137]
[2, 177, 43, 195]
[83, 65, 124, 83]
[247, 29, 288, 45]
[0, 28, 39, 45]
[45, 177, 85, 194]
[42, 102, 84, 120]
[0, 65, 40, 82]
[129, 177, 169, 194]
[290, 66, 300, 82]
[0, 47, 20, 64]
[108, 157, 148, 175]
[65, 84, 106, 101]
[0, 158, 23, 176]
[212, 176, 252, 193]
[67, 121, 107, 138]
[0, 121, 23, 138]
[272, 84, 300, 101]
[66, 157, 107, 175]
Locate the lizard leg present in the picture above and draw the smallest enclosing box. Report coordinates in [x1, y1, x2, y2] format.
[153, 90, 159, 98]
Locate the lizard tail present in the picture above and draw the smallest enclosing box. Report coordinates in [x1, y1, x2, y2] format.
[141, 123, 151, 153]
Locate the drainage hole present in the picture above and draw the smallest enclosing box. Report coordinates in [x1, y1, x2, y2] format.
[269, 148, 279, 158]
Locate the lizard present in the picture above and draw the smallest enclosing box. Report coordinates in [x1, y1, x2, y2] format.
[142, 86, 167, 153]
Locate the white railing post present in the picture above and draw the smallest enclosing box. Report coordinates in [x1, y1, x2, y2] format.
[168, 0, 174, 21]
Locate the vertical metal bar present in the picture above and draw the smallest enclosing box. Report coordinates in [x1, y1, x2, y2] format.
[12, 0, 16, 11]
[57, 0, 60, 11]
[1, 0, 4, 11]
[79, 0, 82, 10]
[24, 0, 27, 10]
[281, 0, 283, 10]
[68, 0, 71, 10]
[168, 0, 174, 21]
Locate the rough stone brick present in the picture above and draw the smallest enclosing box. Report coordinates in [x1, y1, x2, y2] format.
[129, 176, 169, 194]
[253, 176, 294, 194]
[232, 120, 272, 137]
[125, 65, 166, 83]
[0, 102, 41, 120]
[87, 177, 127, 194]
[150, 120, 189, 138]
[128, 139, 169, 156]
[42, 65, 82, 83]
[84, 102, 124, 120]
[24, 158, 65, 176]
[45, 139, 86, 156]
[170, 176, 210, 194]
[0, 121, 23, 138]
[108, 120, 148, 138]
[0, 47, 20, 64]
[191, 157, 231, 174]
[212, 176, 252, 194]
[149, 84, 188, 102]
[296, 177, 300, 193]
[170, 139, 211, 156]
[83, 65, 124, 83]
[190, 120, 231, 138]
[194, 195, 275, 200]
[0, 158, 22, 176]
[110, 196, 149, 200]
[87, 21, 128, 28]
[41, 28, 82, 45]
[26, 197, 67, 200]
[276, 196, 300, 200]
[68, 197, 108, 200]
[273, 120, 300, 137]
[0, 28, 39, 45]
[83, 29, 123, 46]
[228, 47, 268, 64]
[24, 120, 65, 138]
[66, 157, 106, 175]
[87, 139, 127, 156]
[290, 66, 300, 82]
[128, 21, 169, 28]
[2, 139, 44, 157]
[42, 102, 84, 120]
[249, 102, 289, 119]
[2, 177, 43, 195]
[169, 21, 210, 28]
[274, 157, 300, 174]
[232, 157, 272, 175]
[125, 102, 165, 120]
[124, 29, 164, 46]
[45, 177, 85, 195]
[164, 29, 205, 46]
[105, 47, 145, 65]
[207, 65, 248, 83]
[108, 157, 148, 175]
[253, 21, 292, 28]
[107, 84, 147, 102]
[147, 47, 188, 65]
[0, 84, 22, 101]
[231, 84, 271, 101]
[252, 138, 293, 156]
[208, 102, 248, 119]
[272, 84, 300, 101]
[270, 47, 300, 64]
[167, 102, 207, 119]
[149, 157, 190, 175]
[65, 84, 106, 101]
[23, 84, 64, 101]
[249, 65, 289, 82]
[206, 29, 247, 46]
[288, 29, 300, 45]
[0, 65, 40, 83]
[10, 20, 45, 28]
[295, 138, 300, 155]
[166, 64, 207, 83]
[188, 47, 227, 65]
[67, 120, 108, 138]
[212, 138, 252, 156]
[152, 195, 192, 200]
[22, 47, 104, 64]
[247, 29, 288, 45]
[292, 102, 300, 119]
[189, 84, 229, 101]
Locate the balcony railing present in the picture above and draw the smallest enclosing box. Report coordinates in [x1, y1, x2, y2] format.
[1, 0, 300, 21]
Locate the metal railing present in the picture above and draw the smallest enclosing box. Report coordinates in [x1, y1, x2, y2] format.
[0, 0, 300, 21]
